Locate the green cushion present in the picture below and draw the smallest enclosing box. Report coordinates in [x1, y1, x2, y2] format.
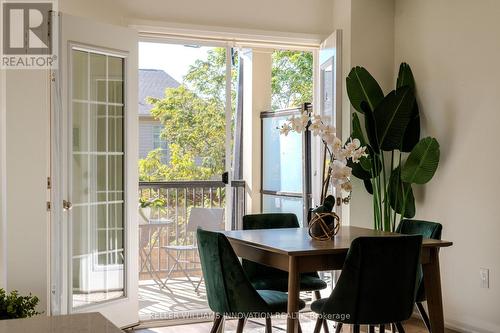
[396, 219, 442, 302]
[197, 228, 303, 317]
[252, 274, 327, 292]
[257, 290, 306, 314]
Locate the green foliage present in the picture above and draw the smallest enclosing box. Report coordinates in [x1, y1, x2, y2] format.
[139, 196, 166, 209]
[138, 149, 169, 181]
[401, 137, 440, 184]
[346, 63, 440, 231]
[272, 50, 313, 109]
[373, 86, 415, 151]
[346, 66, 384, 112]
[147, 85, 226, 180]
[139, 48, 313, 182]
[0, 289, 41, 320]
[388, 166, 415, 218]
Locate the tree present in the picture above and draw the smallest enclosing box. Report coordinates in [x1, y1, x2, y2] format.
[272, 50, 313, 109]
[139, 48, 313, 181]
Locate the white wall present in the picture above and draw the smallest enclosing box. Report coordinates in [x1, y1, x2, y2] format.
[5, 70, 50, 312]
[331, 0, 395, 229]
[0, 69, 6, 290]
[395, 1, 500, 331]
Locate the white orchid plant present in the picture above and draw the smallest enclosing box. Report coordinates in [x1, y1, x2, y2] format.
[280, 111, 368, 204]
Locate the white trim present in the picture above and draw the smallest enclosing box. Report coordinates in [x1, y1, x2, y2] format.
[131, 20, 321, 51]
[445, 317, 500, 333]
[0, 68, 6, 289]
[224, 46, 232, 231]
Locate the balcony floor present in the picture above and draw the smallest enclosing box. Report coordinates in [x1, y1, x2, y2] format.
[139, 277, 209, 321]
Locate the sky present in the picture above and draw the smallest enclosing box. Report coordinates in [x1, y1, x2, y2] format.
[139, 42, 212, 83]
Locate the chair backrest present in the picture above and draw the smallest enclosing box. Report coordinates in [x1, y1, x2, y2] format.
[396, 219, 442, 302]
[396, 219, 442, 239]
[321, 235, 422, 325]
[187, 208, 224, 233]
[242, 213, 299, 280]
[196, 228, 267, 315]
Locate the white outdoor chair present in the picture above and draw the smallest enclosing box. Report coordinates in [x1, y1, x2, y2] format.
[162, 207, 224, 292]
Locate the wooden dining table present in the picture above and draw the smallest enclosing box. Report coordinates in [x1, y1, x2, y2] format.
[223, 226, 452, 333]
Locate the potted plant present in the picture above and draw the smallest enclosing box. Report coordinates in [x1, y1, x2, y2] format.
[346, 63, 440, 231]
[0, 289, 41, 320]
[139, 197, 166, 223]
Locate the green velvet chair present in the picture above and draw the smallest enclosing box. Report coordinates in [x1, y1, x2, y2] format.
[242, 213, 327, 293]
[311, 235, 423, 333]
[197, 228, 306, 333]
[396, 219, 442, 332]
[242, 213, 330, 332]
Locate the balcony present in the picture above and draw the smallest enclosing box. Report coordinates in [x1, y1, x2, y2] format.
[138, 180, 244, 321]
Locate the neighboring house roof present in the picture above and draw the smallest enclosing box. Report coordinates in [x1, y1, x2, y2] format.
[139, 69, 180, 116]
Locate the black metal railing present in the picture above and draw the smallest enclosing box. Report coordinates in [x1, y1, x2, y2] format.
[138, 180, 245, 281]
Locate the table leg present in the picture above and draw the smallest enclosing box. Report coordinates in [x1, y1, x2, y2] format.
[422, 248, 444, 333]
[287, 256, 300, 333]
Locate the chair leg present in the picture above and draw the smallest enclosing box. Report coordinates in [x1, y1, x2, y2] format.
[368, 325, 375, 333]
[313, 317, 324, 333]
[298, 321, 303, 333]
[334, 322, 343, 333]
[380, 324, 385, 333]
[265, 317, 272, 333]
[394, 322, 405, 333]
[313, 291, 329, 332]
[416, 302, 432, 332]
[236, 317, 246, 333]
[210, 314, 223, 333]
[353, 325, 360, 333]
[391, 323, 397, 333]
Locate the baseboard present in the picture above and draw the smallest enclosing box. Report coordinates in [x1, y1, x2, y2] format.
[412, 311, 500, 333]
[445, 317, 500, 333]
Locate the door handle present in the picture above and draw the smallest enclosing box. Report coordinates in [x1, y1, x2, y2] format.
[63, 200, 73, 211]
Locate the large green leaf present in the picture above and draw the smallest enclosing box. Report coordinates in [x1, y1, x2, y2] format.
[351, 112, 367, 147]
[374, 86, 415, 151]
[346, 66, 384, 113]
[397, 63, 421, 152]
[349, 159, 371, 180]
[364, 179, 373, 195]
[401, 137, 440, 184]
[389, 166, 416, 218]
[396, 63, 416, 90]
[361, 101, 380, 153]
[402, 107, 420, 152]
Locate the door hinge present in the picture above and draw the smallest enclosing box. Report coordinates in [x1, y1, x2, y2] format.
[47, 176, 51, 189]
[46, 201, 51, 211]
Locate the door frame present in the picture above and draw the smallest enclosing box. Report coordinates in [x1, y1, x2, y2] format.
[65, 41, 130, 309]
[50, 13, 139, 327]
[137, 37, 235, 232]
[0, 64, 6, 290]
[312, 30, 343, 214]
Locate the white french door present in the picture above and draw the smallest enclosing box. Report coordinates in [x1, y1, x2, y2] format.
[51, 14, 138, 327]
[314, 30, 343, 214]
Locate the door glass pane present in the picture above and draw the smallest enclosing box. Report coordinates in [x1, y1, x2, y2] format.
[71, 49, 125, 308]
[262, 194, 304, 226]
[262, 115, 303, 193]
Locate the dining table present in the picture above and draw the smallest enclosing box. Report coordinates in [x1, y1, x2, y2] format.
[223, 226, 453, 333]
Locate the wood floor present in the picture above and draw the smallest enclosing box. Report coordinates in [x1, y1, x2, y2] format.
[134, 316, 458, 333]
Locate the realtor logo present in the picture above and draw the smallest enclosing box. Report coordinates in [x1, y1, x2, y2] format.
[1, 1, 58, 69]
